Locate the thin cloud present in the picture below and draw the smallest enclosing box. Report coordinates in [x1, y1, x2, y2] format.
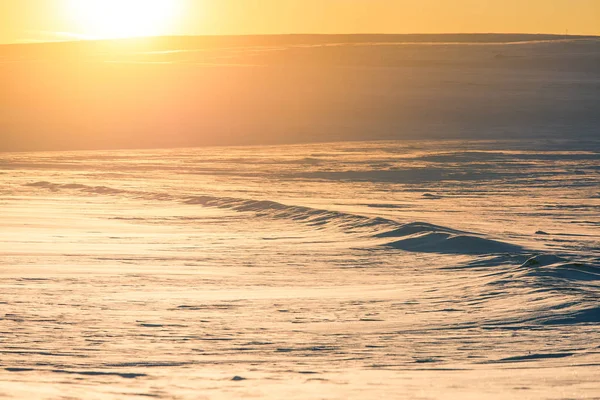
[19, 30, 98, 43]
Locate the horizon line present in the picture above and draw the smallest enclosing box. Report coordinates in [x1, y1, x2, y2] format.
[2, 32, 599, 46]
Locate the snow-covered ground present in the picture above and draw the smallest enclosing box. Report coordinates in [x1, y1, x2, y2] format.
[1, 140, 599, 399]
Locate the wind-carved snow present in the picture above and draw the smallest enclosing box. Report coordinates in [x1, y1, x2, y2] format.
[1, 140, 599, 399]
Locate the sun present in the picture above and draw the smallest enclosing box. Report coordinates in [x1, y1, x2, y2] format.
[66, 0, 181, 39]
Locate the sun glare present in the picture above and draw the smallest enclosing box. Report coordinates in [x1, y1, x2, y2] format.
[66, 0, 181, 39]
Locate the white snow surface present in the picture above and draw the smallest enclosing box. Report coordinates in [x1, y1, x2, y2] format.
[1, 140, 599, 399]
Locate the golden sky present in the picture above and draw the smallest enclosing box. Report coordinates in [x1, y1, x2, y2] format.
[1, 0, 599, 43]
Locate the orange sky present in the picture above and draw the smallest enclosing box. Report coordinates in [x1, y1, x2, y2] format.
[1, 0, 599, 43]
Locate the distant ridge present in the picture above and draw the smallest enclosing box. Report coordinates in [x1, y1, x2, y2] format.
[1, 33, 599, 152]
